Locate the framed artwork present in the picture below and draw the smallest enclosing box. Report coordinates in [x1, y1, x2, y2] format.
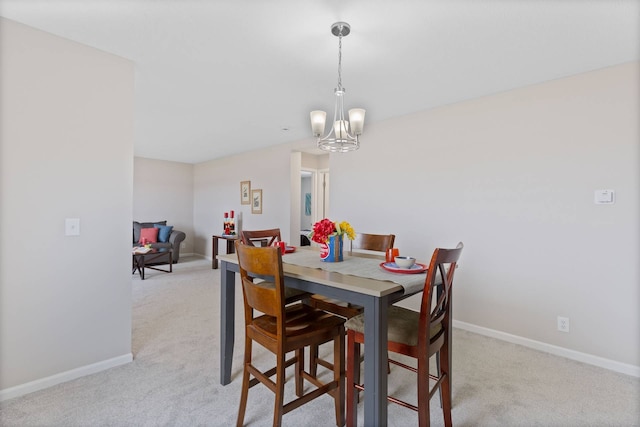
[240, 181, 251, 205]
[251, 189, 262, 214]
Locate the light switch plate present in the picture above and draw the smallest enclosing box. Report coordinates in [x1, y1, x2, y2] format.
[65, 218, 80, 236]
[594, 189, 614, 204]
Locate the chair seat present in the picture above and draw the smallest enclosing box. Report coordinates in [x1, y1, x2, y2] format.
[285, 288, 311, 304]
[345, 306, 442, 347]
[309, 295, 363, 319]
[251, 303, 346, 346]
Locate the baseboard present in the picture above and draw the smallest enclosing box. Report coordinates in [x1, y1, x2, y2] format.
[0, 353, 133, 401]
[180, 252, 210, 260]
[453, 320, 640, 378]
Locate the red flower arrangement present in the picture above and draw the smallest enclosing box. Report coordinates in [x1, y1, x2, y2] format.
[310, 218, 356, 244]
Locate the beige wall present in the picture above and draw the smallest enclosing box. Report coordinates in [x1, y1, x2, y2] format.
[0, 18, 134, 396]
[334, 62, 639, 370]
[133, 157, 194, 254]
[194, 144, 296, 257]
[195, 62, 639, 373]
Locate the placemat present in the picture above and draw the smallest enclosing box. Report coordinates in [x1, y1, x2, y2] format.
[283, 250, 426, 295]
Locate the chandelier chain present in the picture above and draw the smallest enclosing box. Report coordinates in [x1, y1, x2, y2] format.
[337, 33, 343, 91]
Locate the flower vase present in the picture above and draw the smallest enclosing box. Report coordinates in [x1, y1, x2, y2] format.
[321, 234, 344, 262]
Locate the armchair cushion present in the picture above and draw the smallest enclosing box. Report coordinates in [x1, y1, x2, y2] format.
[139, 227, 159, 244]
[154, 224, 173, 243]
[133, 220, 166, 243]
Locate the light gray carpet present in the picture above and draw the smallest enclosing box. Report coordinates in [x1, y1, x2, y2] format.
[1, 256, 638, 426]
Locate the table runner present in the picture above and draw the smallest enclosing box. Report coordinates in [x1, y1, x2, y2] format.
[283, 250, 426, 295]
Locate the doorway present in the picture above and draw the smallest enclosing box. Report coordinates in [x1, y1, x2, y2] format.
[300, 169, 329, 231]
[291, 152, 329, 246]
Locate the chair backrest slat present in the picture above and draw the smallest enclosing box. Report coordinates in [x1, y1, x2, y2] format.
[241, 228, 281, 247]
[351, 233, 395, 253]
[235, 242, 284, 318]
[419, 242, 464, 352]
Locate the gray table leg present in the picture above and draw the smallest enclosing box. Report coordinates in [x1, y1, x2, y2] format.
[220, 261, 235, 385]
[362, 296, 389, 426]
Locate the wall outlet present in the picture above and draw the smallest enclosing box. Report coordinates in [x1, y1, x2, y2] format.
[181, 243, 185, 249]
[557, 316, 570, 333]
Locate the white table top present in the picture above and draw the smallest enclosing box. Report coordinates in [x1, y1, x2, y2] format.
[217, 247, 427, 298]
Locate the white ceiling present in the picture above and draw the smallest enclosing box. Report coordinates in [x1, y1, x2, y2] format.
[1, 0, 638, 164]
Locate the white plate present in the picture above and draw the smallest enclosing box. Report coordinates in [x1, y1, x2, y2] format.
[380, 262, 428, 274]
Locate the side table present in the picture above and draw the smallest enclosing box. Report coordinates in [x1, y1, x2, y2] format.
[212, 234, 239, 269]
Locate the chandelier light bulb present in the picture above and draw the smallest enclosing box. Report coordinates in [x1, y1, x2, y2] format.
[310, 110, 327, 137]
[334, 120, 349, 140]
[348, 109, 365, 135]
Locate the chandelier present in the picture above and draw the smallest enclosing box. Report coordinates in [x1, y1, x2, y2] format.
[310, 22, 365, 153]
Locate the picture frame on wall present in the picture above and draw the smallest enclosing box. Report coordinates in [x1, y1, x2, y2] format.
[240, 181, 251, 205]
[251, 189, 262, 214]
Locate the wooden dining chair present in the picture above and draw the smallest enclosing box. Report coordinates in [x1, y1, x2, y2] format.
[308, 233, 395, 376]
[309, 232, 395, 319]
[349, 233, 396, 255]
[241, 228, 281, 247]
[241, 228, 310, 304]
[344, 242, 463, 427]
[235, 242, 346, 427]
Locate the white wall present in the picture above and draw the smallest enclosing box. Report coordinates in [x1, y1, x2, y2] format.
[330, 62, 639, 369]
[0, 18, 134, 397]
[194, 62, 639, 373]
[133, 157, 194, 253]
[193, 144, 296, 258]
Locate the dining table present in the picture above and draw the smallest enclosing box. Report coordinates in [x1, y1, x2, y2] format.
[217, 247, 430, 426]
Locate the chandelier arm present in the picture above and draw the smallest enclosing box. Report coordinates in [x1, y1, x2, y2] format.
[317, 93, 340, 142]
[317, 90, 358, 142]
[337, 90, 357, 140]
[321, 93, 357, 141]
